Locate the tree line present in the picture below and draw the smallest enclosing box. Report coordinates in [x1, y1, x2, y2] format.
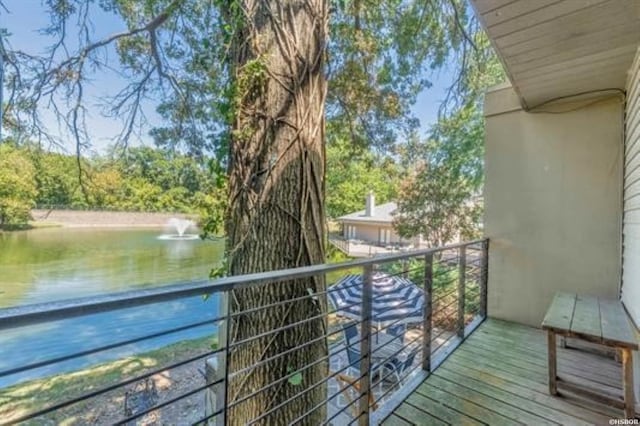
[1, 113, 487, 242]
[0, 143, 221, 226]
[0, 137, 399, 227]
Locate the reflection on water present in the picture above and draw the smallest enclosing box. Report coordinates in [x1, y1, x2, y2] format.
[0, 227, 224, 308]
[0, 227, 224, 387]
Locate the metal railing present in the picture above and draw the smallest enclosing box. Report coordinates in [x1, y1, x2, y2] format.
[0, 238, 488, 425]
[328, 235, 414, 258]
[328, 235, 351, 255]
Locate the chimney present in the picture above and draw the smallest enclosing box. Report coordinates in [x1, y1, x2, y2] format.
[365, 191, 375, 217]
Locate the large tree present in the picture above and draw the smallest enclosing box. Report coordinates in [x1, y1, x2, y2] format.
[395, 106, 485, 247]
[326, 137, 399, 218]
[395, 32, 504, 247]
[2, 0, 483, 422]
[223, 1, 329, 423]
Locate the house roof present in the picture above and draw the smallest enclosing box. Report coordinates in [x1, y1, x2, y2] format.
[471, 0, 640, 109]
[338, 202, 397, 224]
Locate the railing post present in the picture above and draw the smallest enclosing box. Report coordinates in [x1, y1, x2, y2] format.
[480, 239, 489, 319]
[205, 291, 230, 425]
[359, 264, 373, 426]
[457, 246, 466, 338]
[422, 253, 433, 373]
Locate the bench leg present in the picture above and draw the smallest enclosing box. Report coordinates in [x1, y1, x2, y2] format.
[547, 330, 558, 396]
[622, 348, 636, 419]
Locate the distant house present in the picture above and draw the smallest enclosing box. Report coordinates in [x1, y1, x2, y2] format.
[337, 192, 418, 246]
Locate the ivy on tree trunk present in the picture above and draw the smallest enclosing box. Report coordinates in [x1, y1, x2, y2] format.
[225, 1, 329, 423]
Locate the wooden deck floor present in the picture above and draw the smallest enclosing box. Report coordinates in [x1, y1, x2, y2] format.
[384, 319, 628, 425]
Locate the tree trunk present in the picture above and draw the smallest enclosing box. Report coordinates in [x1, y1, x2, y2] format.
[225, 1, 328, 424]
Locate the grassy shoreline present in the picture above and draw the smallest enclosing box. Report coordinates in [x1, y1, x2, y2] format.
[0, 221, 62, 232]
[0, 335, 216, 424]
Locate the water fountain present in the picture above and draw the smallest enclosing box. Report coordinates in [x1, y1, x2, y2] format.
[158, 218, 199, 240]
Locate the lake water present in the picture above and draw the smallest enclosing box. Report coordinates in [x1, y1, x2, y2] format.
[0, 227, 224, 387]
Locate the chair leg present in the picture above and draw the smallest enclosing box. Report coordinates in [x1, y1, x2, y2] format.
[336, 374, 358, 417]
[397, 368, 409, 390]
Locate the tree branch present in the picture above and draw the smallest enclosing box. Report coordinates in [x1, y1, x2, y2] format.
[448, 0, 477, 52]
[4, 0, 185, 151]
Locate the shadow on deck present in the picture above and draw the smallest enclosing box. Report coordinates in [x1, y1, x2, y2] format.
[383, 319, 627, 425]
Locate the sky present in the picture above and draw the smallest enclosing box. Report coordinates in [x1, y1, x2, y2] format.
[1, 0, 453, 155]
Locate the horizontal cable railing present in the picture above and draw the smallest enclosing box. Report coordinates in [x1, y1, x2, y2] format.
[0, 238, 488, 425]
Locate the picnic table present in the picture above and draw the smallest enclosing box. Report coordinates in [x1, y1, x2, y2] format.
[542, 292, 638, 418]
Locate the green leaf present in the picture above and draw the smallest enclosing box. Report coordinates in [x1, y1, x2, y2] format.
[209, 264, 226, 279]
[288, 371, 303, 386]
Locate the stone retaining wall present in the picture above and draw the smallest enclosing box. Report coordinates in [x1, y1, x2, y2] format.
[31, 209, 196, 227]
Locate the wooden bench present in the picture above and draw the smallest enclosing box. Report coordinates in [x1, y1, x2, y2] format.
[542, 292, 638, 418]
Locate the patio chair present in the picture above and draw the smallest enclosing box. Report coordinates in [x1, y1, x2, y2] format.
[385, 349, 418, 386]
[385, 324, 406, 344]
[343, 322, 358, 345]
[342, 324, 398, 390]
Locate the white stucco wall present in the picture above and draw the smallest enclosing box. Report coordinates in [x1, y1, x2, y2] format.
[342, 222, 400, 244]
[484, 84, 624, 327]
[340, 221, 418, 246]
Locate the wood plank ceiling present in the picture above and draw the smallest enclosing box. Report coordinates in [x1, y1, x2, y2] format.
[471, 0, 640, 109]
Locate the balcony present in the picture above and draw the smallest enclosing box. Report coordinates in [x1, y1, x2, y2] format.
[0, 237, 635, 424]
[0, 240, 487, 425]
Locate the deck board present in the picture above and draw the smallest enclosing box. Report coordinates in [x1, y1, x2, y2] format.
[441, 357, 621, 422]
[463, 342, 621, 389]
[460, 337, 623, 390]
[426, 375, 558, 425]
[385, 319, 626, 425]
[415, 382, 522, 425]
[471, 323, 623, 374]
[405, 392, 482, 425]
[434, 367, 595, 425]
[383, 413, 413, 426]
[467, 329, 616, 367]
[393, 400, 447, 426]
